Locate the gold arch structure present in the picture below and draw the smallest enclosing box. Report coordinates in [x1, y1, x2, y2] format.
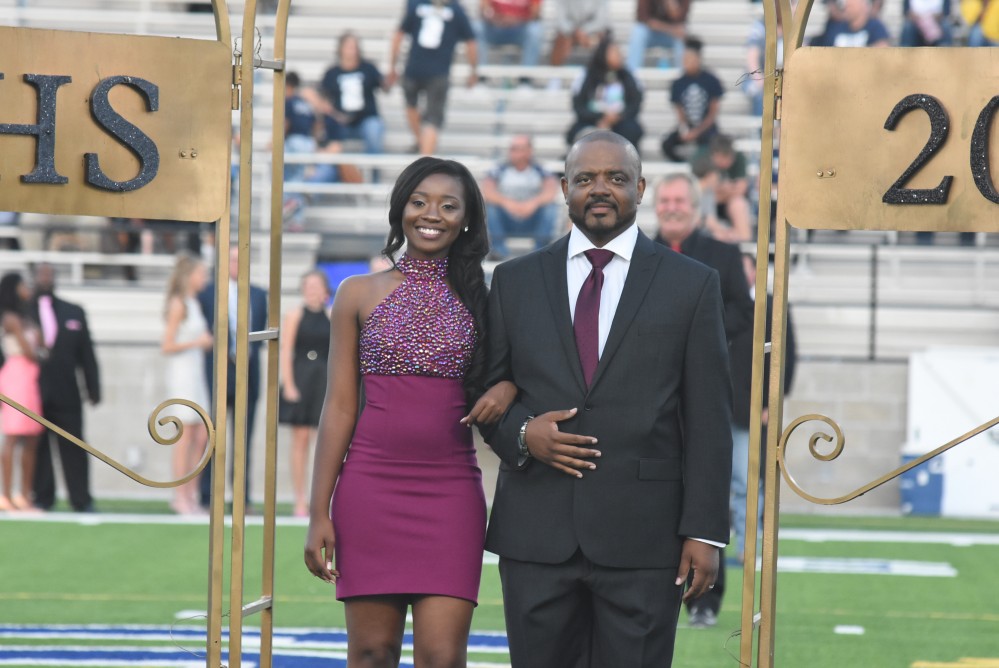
[0, 1, 292, 666]
[741, 1, 999, 665]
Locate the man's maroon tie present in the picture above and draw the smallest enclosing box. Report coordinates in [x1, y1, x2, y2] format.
[574, 249, 615, 388]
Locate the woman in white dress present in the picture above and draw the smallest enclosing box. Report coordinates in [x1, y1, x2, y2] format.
[161, 253, 213, 515]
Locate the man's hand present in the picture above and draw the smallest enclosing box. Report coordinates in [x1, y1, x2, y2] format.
[676, 539, 720, 601]
[525, 407, 601, 477]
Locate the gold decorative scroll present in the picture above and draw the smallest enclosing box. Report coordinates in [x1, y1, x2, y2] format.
[778, 412, 999, 506]
[0, 393, 214, 488]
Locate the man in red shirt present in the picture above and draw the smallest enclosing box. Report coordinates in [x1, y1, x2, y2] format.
[477, 0, 544, 78]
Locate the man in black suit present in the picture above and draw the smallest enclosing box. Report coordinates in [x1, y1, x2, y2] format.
[32, 263, 101, 512]
[652, 172, 755, 627]
[483, 131, 733, 666]
[197, 245, 268, 507]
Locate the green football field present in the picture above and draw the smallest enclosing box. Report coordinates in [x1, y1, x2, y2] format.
[2, 504, 998, 667]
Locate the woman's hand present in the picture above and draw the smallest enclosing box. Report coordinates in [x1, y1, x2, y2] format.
[461, 380, 518, 426]
[304, 515, 340, 584]
[282, 383, 301, 403]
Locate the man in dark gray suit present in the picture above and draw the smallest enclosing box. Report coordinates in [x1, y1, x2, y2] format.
[483, 131, 733, 666]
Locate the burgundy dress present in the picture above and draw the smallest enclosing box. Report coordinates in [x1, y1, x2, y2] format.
[331, 254, 486, 604]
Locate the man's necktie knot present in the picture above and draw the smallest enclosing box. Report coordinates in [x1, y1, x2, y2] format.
[584, 248, 614, 272]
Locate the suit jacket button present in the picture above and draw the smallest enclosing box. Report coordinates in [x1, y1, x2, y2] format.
[584, 405, 592, 411]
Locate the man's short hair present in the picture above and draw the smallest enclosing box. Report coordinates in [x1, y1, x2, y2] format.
[565, 130, 642, 176]
[684, 36, 704, 53]
[655, 172, 701, 212]
[709, 134, 735, 157]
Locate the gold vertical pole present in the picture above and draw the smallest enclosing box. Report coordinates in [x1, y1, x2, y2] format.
[739, 0, 782, 662]
[228, 1, 259, 666]
[206, 3, 233, 667]
[757, 217, 791, 668]
[258, 1, 292, 666]
[207, 204, 232, 668]
[744, 1, 813, 663]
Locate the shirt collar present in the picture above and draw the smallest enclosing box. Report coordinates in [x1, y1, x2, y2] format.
[568, 222, 639, 263]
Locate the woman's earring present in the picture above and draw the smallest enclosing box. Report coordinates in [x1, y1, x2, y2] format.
[463, 226, 469, 232]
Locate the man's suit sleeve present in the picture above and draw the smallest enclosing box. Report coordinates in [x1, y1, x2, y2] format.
[480, 264, 534, 469]
[678, 270, 734, 544]
[720, 245, 754, 341]
[78, 308, 100, 404]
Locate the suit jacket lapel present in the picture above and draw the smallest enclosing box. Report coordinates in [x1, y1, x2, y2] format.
[588, 231, 661, 393]
[541, 237, 587, 394]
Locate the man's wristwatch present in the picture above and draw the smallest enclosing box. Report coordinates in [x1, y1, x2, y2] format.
[518, 415, 536, 459]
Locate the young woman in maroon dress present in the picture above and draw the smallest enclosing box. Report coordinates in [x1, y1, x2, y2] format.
[304, 157, 515, 666]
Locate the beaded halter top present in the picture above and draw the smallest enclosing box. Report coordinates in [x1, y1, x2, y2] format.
[359, 254, 477, 379]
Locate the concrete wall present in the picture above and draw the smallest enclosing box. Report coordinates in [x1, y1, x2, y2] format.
[778, 360, 908, 515]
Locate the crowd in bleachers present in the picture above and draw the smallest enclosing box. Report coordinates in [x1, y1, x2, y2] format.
[3, 0, 994, 256]
[260, 0, 995, 252]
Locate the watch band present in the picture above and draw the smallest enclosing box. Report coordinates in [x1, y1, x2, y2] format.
[518, 415, 536, 458]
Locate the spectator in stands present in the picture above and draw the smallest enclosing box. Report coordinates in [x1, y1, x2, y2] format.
[550, 0, 611, 68]
[653, 173, 753, 340]
[566, 34, 645, 151]
[283, 72, 320, 227]
[811, 0, 891, 47]
[693, 134, 753, 243]
[743, 1, 788, 117]
[161, 254, 213, 515]
[317, 32, 387, 156]
[388, 0, 479, 155]
[626, 0, 691, 72]
[482, 134, 559, 259]
[900, 0, 953, 45]
[476, 0, 544, 82]
[651, 173, 753, 629]
[0, 273, 44, 513]
[661, 37, 722, 162]
[823, 0, 884, 20]
[961, 0, 998, 46]
[31, 263, 101, 513]
[0, 212, 20, 251]
[279, 270, 332, 517]
[197, 246, 268, 511]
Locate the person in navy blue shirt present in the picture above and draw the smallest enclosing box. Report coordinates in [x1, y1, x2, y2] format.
[387, 0, 479, 155]
[661, 37, 723, 162]
[283, 72, 320, 225]
[811, 0, 891, 46]
[319, 32, 387, 156]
